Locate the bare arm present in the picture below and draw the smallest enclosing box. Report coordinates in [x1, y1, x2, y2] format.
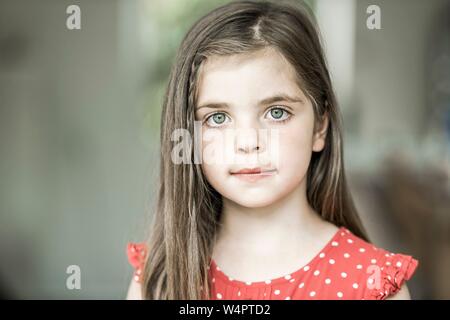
[126, 278, 143, 300]
[386, 283, 411, 300]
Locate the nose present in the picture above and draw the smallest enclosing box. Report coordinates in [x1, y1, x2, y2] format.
[234, 127, 265, 154]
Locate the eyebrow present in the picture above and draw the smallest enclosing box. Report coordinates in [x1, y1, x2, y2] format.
[195, 93, 305, 111]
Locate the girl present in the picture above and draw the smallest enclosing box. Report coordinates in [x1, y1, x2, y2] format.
[126, 0, 418, 300]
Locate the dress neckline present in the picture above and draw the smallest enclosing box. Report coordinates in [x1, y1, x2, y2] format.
[209, 226, 346, 288]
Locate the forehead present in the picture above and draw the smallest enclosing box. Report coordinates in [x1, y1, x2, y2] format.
[196, 47, 305, 106]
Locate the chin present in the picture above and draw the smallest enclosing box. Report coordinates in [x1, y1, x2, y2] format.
[225, 193, 281, 208]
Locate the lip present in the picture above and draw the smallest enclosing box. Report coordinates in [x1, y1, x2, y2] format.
[230, 167, 277, 182]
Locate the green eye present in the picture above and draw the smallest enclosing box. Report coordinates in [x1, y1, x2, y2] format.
[205, 112, 228, 127]
[270, 108, 284, 119]
[267, 107, 290, 122]
[212, 113, 226, 123]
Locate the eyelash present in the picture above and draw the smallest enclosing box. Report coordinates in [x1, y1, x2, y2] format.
[203, 106, 293, 128]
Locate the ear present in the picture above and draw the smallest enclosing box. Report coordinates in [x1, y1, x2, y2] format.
[312, 112, 329, 152]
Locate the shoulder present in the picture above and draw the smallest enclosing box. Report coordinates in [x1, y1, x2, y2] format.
[332, 228, 419, 300]
[386, 283, 411, 300]
[126, 278, 143, 300]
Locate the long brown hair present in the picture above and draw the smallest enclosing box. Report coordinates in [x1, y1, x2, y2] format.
[142, 0, 368, 299]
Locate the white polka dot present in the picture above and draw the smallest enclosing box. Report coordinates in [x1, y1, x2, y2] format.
[353, 283, 359, 289]
[245, 281, 252, 285]
[319, 252, 325, 258]
[216, 266, 220, 271]
[396, 261, 402, 268]
[341, 272, 347, 278]
[238, 291, 241, 296]
[265, 280, 271, 284]
[314, 270, 320, 276]
[212, 277, 215, 283]
[344, 253, 350, 258]
[368, 278, 374, 284]
[347, 239, 353, 244]
[284, 274, 291, 280]
[325, 278, 331, 284]
[331, 241, 339, 247]
[337, 292, 343, 298]
[341, 232, 345, 236]
[274, 289, 281, 295]
[386, 261, 392, 266]
[229, 277, 233, 281]
[299, 282, 305, 288]
[263, 292, 266, 296]
[329, 259, 335, 265]
[359, 248, 366, 253]
[289, 278, 295, 283]
[371, 259, 377, 264]
[356, 264, 363, 270]
[303, 266, 310, 271]
[309, 291, 316, 297]
[285, 296, 291, 300]
[217, 293, 222, 299]
[385, 253, 390, 257]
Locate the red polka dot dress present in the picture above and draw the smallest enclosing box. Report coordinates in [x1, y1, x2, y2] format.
[127, 227, 419, 300]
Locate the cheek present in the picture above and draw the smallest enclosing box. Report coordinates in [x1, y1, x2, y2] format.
[199, 128, 230, 193]
[277, 119, 315, 180]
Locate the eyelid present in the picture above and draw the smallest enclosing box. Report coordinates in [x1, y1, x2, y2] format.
[266, 105, 292, 112]
[267, 104, 295, 113]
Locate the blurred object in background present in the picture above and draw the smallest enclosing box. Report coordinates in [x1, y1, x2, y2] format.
[344, 0, 450, 300]
[380, 154, 450, 299]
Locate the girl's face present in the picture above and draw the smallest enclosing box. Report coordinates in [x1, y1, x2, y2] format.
[194, 47, 327, 208]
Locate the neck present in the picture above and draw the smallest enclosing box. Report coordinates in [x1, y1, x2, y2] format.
[215, 179, 324, 255]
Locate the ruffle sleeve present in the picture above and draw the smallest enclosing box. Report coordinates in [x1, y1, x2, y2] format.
[364, 252, 419, 300]
[127, 242, 148, 283]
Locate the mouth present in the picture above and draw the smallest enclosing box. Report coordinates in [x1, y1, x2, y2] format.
[229, 167, 277, 182]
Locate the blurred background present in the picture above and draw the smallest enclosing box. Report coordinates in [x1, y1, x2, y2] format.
[0, 0, 449, 299]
